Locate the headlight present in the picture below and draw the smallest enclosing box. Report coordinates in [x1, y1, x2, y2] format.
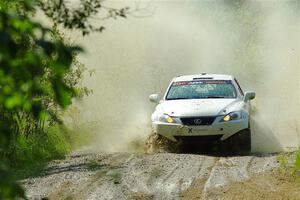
[159, 114, 175, 123]
[220, 111, 242, 122]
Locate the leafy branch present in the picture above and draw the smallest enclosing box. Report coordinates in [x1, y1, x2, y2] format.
[39, 0, 154, 35]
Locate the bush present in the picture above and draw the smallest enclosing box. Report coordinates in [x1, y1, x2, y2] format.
[14, 126, 72, 168]
[0, 0, 130, 198]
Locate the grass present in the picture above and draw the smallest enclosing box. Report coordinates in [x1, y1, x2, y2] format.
[292, 150, 300, 182]
[106, 170, 122, 184]
[294, 150, 300, 171]
[11, 125, 72, 179]
[278, 153, 289, 167]
[86, 160, 108, 171]
[277, 150, 300, 184]
[19, 126, 71, 163]
[11, 124, 94, 179]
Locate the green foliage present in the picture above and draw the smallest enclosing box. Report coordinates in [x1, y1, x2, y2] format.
[10, 125, 72, 182]
[294, 150, 300, 173]
[39, 0, 130, 35]
[0, 0, 80, 198]
[0, 0, 130, 198]
[0, 165, 24, 200]
[278, 154, 288, 167]
[15, 126, 71, 166]
[0, 6, 81, 113]
[278, 150, 300, 183]
[0, 0, 33, 13]
[12, 124, 97, 181]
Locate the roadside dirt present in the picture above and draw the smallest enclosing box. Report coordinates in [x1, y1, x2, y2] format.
[20, 150, 300, 200]
[181, 169, 300, 200]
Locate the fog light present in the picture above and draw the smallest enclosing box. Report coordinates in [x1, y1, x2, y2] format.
[166, 117, 174, 123]
[223, 115, 231, 122]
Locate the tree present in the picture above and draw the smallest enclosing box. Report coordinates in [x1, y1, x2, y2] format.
[0, 1, 82, 198]
[0, 0, 134, 198]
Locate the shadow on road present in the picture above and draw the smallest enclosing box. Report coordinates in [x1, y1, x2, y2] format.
[176, 143, 253, 157]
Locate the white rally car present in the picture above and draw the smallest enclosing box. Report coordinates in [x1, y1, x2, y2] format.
[149, 74, 255, 152]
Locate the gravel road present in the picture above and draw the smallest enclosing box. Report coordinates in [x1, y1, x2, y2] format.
[21, 151, 300, 200]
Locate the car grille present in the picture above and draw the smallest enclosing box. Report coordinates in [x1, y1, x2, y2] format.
[180, 116, 216, 126]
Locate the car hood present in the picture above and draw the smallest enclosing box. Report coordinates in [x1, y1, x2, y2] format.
[159, 99, 238, 117]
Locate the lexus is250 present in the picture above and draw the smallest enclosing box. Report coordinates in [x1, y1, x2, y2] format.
[149, 74, 255, 152]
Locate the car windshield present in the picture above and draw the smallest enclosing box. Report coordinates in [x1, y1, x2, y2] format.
[166, 80, 237, 100]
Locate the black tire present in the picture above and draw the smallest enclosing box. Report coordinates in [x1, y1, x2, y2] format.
[237, 128, 251, 153]
[220, 129, 251, 155]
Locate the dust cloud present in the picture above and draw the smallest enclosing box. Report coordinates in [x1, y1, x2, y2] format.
[68, 0, 300, 153]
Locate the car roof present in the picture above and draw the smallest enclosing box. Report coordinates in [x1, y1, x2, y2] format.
[172, 74, 234, 82]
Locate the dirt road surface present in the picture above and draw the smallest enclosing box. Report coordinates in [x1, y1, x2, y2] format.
[21, 151, 300, 200]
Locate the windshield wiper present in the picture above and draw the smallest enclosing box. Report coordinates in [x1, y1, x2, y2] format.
[205, 96, 226, 98]
[167, 97, 190, 100]
[167, 96, 229, 100]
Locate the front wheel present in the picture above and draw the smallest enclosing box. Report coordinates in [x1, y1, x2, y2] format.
[145, 132, 179, 153]
[220, 129, 251, 155]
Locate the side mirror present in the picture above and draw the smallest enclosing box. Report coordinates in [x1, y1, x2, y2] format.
[149, 94, 160, 103]
[243, 91, 255, 102]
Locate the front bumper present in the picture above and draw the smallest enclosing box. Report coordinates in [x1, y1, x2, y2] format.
[152, 116, 248, 142]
